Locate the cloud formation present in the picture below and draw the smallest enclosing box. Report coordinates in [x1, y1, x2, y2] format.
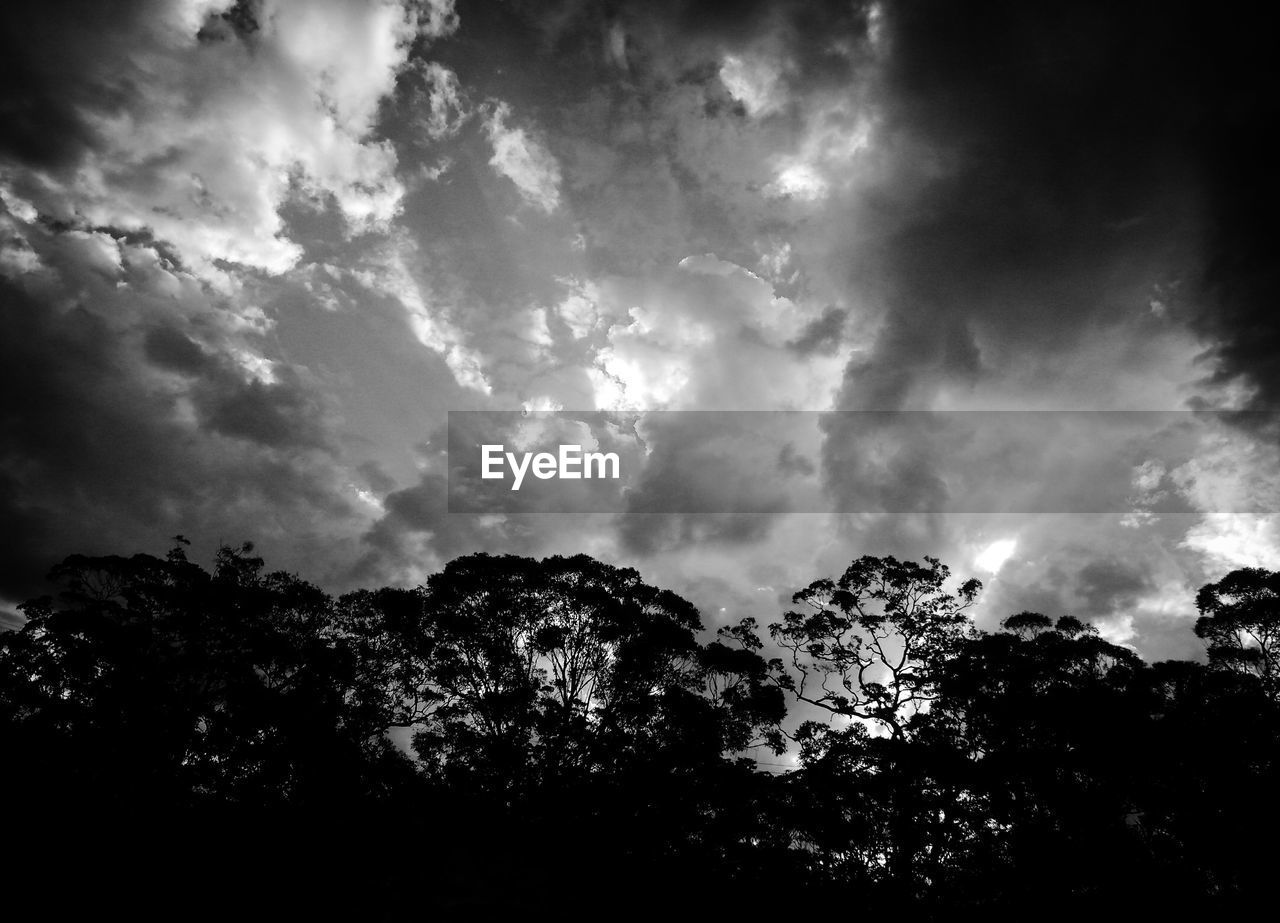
[3, 0, 1277, 662]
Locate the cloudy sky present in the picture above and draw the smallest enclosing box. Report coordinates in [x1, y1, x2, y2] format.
[2, 0, 1277, 659]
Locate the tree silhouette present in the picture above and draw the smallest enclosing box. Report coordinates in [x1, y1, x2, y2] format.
[923, 613, 1151, 907]
[346, 553, 784, 794]
[0, 541, 410, 807]
[759, 555, 980, 903]
[1000, 610, 1053, 638]
[1195, 567, 1280, 690]
[6, 542, 1280, 917]
[0, 541, 423, 918]
[327, 551, 786, 906]
[770, 554, 981, 740]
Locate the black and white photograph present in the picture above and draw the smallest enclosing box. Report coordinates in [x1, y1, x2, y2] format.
[2, 1, 1278, 919]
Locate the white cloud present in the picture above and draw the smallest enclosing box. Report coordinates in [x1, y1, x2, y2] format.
[587, 256, 849, 411]
[1182, 515, 1280, 574]
[1172, 428, 1280, 515]
[768, 162, 829, 201]
[975, 537, 1018, 573]
[556, 277, 602, 339]
[0, 239, 41, 278]
[606, 23, 628, 70]
[1169, 425, 1280, 575]
[10, 0, 428, 281]
[0, 199, 44, 278]
[347, 236, 492, 394]
[719, 54, 787, 117]
[0, 184, 38, 223]
[418, 0, 460, 39]
[417, 62, 469, 140]
[483, 102, 563, 212]
[765, 107, 873, 203]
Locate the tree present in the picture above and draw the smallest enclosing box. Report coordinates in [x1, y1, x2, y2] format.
[0, 540, 408, 807]
[0, 541, 426, 918]
[770, 555, 981, 740]
[1000, 611, 1053, 638]
[1195, 567, 1280, 689]
[337, 551, 788, 900]
[375, 552, 784, 792]
[763, 555, 980, 903]
[924, 615, 1156, 909]
[15, 538, 1280, 914]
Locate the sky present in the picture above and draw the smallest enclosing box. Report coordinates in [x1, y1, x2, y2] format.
[2, 0, 1278, 660]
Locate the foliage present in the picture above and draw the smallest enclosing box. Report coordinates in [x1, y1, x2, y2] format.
[5, 547, 1280, 915]
[1195, 566, 1280, 688]
[769, 555, 981, 740]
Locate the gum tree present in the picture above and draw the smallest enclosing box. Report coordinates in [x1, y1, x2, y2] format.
[771, 555, 981, 742]
[1195, 567, 1280, 690]
[767, 554, 981, 899]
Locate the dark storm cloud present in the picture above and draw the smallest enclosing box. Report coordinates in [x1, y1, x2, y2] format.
[202, 369, 334, 450]
[143, 325, 334, 449]
[0, 248, 358, 602]
[144, 326, 218, 376]
[777, 442, 815, 477]
[1076, 558, 1154, 616]
[359, 468, 464, 567]
[349, 1, 1278, 609]
[4, 0, 1275, 663]
[445, 0, 1272, 414]
[829, 1, 1203, 410]
[417, 1, 870, 281]
[725, 0, 1280, 541]
[787, 306, 848, 357]
[0, 0, 159, 167]
[615, 0, 873, 88]
[356, 412, 641, 581]
[0, 0, 455, 603]
[807, 0, 1275, 417]
[818, 413, 1218, 516]
[1181, 8, 1280, 411]
[357, 460, 399, 495]
[617, 512, 778, 558]
[613, 412, 818, 554]
[1127, 609, 1203, 663]
[356, 465, 605, 583]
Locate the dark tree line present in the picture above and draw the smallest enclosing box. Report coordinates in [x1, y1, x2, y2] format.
[3, 542, 1279, 919]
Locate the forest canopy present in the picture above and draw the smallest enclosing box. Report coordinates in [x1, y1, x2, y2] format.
[3, 542, 1279, 919]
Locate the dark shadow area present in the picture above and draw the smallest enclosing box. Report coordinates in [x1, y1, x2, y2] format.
[4, 542, 1280, 919]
